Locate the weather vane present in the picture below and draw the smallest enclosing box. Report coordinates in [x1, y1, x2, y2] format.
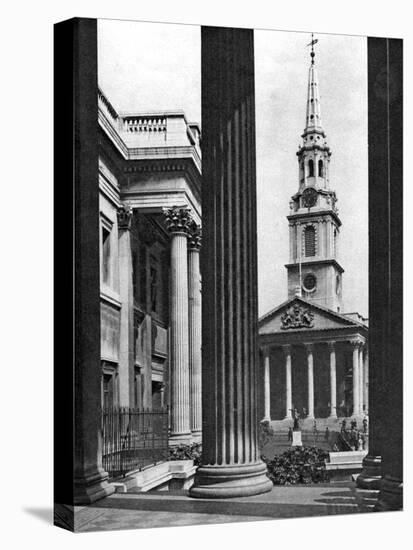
[307, 33, 318, 64]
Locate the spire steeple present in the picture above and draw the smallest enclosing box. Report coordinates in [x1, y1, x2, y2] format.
[305, 46, 323, 133]
[285, 35, 344, 313]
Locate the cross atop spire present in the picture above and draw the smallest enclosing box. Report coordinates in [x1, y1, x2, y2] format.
[307, 33, 318, 65]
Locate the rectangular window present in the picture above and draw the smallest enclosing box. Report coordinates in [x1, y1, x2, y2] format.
[102, 225, 111, 285]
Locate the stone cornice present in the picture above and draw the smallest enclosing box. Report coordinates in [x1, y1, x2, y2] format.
[287, 209, 342, 227]
[284, 258, 345, 274]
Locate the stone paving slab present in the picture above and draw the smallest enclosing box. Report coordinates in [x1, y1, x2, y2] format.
[74, 483, 376, 533]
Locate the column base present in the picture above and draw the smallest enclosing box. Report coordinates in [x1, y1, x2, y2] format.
[356, 455, 382, 490]
[169, 432, 193, 446]
[191, 430, 202, 443]
[74, 468, 114, 505]
[261, 417, 271, 423]
[189, 461, 273, 499]
[375, 475, 403, 511]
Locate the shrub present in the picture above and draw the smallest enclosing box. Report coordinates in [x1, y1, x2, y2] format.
[168, 443, 202, 466]
[262, 446, 329, 485]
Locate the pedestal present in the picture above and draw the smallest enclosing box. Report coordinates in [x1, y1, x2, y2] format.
[292, 430, 302, 447]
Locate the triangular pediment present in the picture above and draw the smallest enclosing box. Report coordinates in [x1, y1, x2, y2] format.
[259, 297, 362, 335]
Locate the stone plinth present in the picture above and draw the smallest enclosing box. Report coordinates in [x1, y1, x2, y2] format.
[292, 430, 302, 447]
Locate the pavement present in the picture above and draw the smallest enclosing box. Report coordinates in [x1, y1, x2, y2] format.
[72, 482, 380, 532]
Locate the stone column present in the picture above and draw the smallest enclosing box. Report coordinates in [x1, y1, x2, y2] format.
[359, 343, 364, 413]
[70, 19, 114, 506]
[305, 343, 315, 419]
[164, 206, 192, 444]
[328, 341, 337, 418]
[188, 222, 202, 440]
[117, 204, 134, 407]
[326, 219, 331, 258]
[190, 27, 272, 498]
[283, 345, 292, 419]
[318, 220, 324, 259]
[364, 347, 369, 413]
[351, 339, 360, 416]
[262, 346, 271, 422]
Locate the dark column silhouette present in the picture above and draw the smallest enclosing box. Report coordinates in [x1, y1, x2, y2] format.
[357, 38, 403, 511]
[190, 27, 272, 498]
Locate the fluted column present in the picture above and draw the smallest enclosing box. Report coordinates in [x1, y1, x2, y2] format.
[164, 206, 192, 444]
[359, 343, 364, 413]
[190, 27, 272, 498]
[289, 223, 294, 262]
[364, 347, 369, 413]
[328, 341, 337, 418]
[117, 204, 134, 407]
[351, 339, 361, 416]
[305, 343, 315, 418]
[262, 346, 271, 422]
[188, 222, 202, 440]
[283, 345, 292, 419]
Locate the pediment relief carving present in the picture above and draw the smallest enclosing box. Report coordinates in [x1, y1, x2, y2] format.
[281, 304, 314, 330]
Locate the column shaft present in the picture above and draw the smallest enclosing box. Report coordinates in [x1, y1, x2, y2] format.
[352, 342, 360, 416]
[190, 27, 272, 498]
[263, 347, 271, 421]
[284, 346, 292, 419]
[71, 19, 114, 506]
[117, 206, 134, 407]
[359, 345, 364, 413]
[162, 213, 192, 443]
[188, 233, 202, 438]
[306, 344, 314, 418]
[329, 342, 337, 418]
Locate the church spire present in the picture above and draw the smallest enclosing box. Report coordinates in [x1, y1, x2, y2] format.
[286, 35, 344, 313]
[304, 34, 323, 135]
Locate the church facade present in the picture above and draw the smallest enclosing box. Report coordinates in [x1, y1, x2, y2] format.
[258, 45, 369, 430]
[98, 88, 202, 444]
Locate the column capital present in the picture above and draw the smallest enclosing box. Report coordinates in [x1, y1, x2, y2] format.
[303, 342, 314, 353]
[349, 337, 364, 349]
[281, 344, 291, 355]
[327, 341, 336, 351]
[188, 221, 202, 250]
[117, 203, 133, 231]
[163, 205, 193, 236]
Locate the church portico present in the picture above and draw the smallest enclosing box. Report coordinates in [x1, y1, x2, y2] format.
[258, 303, 368, 429]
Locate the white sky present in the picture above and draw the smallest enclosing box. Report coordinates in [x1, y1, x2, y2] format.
[98, 20, 368, 318]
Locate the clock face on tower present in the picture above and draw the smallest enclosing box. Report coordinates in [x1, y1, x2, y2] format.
[302, 187, 318, 208]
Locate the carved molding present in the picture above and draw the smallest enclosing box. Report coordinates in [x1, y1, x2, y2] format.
[163, 205, 193, 236]
[281, 304, 314, 330]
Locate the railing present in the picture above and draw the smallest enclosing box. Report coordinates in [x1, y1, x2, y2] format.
[123, 116, 167, 134]
[102, 407, 169, 479]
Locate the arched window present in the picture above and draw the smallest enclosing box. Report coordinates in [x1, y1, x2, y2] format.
[308, 159, 314, 177]
[318, 159, 323, 177]
[304, 225, 316, 257]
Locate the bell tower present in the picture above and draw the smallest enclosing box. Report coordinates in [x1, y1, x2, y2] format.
[285, 36, 344, 312]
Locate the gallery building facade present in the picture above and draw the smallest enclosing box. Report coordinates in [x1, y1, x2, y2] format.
[98, 88, 202, 444]
[258, 46, 369, 429]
